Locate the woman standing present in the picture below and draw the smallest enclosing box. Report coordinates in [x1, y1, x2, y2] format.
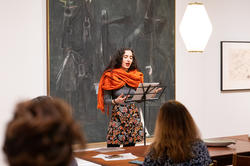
[143, 100, 212, 166]
[97, 48, 144, 147]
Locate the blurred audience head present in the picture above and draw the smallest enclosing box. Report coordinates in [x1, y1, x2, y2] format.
[3, 96, 86, 166]
[151, 100, 200, 162]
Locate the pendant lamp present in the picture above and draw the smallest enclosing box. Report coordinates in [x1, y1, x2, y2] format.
[179, 2, 212, 53]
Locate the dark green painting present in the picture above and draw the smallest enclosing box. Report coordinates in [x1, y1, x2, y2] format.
[48, 0, 175, 143]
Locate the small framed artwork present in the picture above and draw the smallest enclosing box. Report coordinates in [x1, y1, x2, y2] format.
[221, 41, 250, 91]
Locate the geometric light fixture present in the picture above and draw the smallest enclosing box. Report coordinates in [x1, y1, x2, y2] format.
[179, 2, 212, 53]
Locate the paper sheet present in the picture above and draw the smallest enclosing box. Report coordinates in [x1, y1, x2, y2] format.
[93, 153, 138, 161]
[75, 157, 101, 166]
[130, 82, 159, 101]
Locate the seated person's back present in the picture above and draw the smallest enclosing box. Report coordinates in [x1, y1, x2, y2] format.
[143, 100, 212, 166]
[3, 96, 86, 166]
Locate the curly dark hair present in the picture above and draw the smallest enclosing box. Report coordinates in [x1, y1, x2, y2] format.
[3, 96, 86, 166]
[104, 48, 140, 72]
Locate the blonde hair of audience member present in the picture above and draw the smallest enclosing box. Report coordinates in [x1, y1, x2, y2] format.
[149, 100, 200, 163]
[3, 96, 86, 166]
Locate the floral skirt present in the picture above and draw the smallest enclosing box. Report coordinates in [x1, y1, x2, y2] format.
[106, 104, 144, 145]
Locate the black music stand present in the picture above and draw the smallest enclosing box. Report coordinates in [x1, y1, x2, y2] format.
[125, 83, 166, 146]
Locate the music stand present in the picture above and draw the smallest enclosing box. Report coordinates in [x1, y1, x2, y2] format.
[125, 83, 166, 146]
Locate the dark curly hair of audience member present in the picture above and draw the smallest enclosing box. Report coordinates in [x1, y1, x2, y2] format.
[3, 96, 86, 166]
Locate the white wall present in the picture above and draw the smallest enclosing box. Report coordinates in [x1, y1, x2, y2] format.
[0, 0, 46, 165]
[176, 0, 250, 138]
[1, 0, 250, 165]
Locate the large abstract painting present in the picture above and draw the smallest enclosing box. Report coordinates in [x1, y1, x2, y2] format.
[47, 0, 175, 142]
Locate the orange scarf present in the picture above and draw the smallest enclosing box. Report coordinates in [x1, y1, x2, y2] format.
[97, 68, 144, 113]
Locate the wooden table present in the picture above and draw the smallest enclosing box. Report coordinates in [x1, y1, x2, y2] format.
[74, 135, 250, 166]
[208, 134, 250, 165]
[226, 134, 250, 141]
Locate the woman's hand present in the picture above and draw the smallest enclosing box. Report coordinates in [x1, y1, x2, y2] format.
[155, 88, 162, 94]
[151, 88, 162, 98]
[114, 93, 128, 105]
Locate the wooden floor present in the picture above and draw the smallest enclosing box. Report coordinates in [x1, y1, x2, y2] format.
[85, 137, 154, 149]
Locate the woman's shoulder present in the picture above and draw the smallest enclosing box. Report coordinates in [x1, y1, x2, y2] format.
[103, 69, 112, 74]
[192, 139, 207, 149]
[191, 139, 212, 165]
[143, 149, 171, 166]
[193, 139, 206, 146]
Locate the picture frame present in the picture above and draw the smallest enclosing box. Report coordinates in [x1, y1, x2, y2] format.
[221, 41, 250, 91]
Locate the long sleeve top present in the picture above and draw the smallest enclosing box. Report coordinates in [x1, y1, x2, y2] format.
[143, 140, 212, 166]
[104, 84, 136, 105]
